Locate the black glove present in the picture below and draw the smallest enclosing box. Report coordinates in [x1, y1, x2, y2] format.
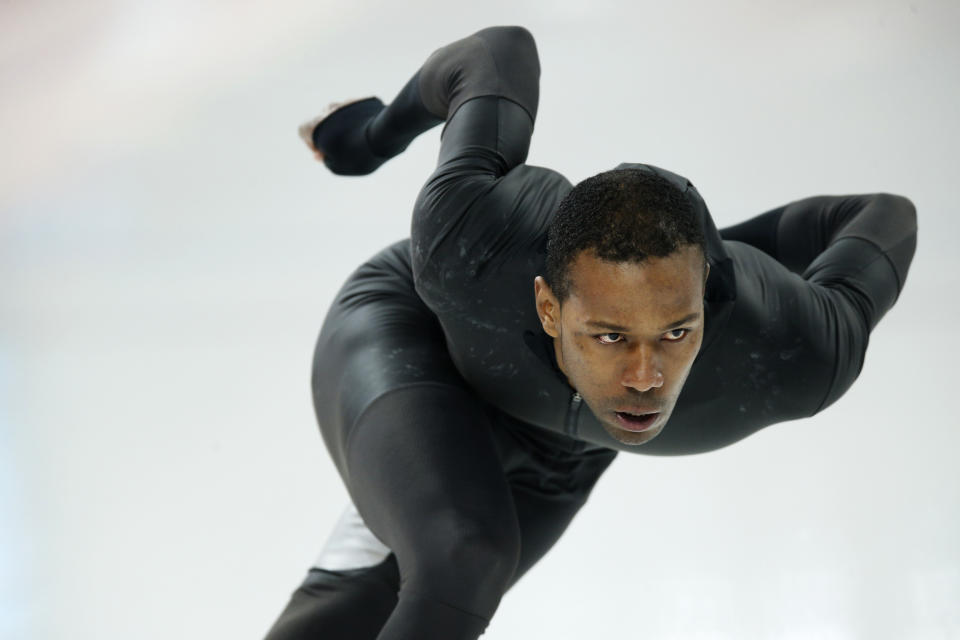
[311, 97, 388, 176]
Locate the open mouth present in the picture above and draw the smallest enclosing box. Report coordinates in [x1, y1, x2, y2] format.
[614, 411, 660, 433]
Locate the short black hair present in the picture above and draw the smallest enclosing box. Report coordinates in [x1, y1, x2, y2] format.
[545, 168, 707, 301]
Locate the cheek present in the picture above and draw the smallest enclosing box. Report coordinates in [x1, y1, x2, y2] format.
[563, 330, 587, 355]
[668, 338, 703, 381]
[564, 336, 588, 372]
[573, 341, 621, 387]
[564, 336, 601, 377]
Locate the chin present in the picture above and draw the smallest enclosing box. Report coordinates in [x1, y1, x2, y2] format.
[601, 421, 665, 446]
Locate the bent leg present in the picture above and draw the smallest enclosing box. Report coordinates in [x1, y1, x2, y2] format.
[265, 422, 617, 639]
[266, 385, 520, 640]
[264, 502, 398, 640]
[344, 385, 520, 639]
[266, 239, 615, 637]
[264, 557, 399, 640]
[493, 422, 618, 585]
[267, 238, 520, 638]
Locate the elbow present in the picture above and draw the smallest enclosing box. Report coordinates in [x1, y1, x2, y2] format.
[868, 193, 918, 292]
[421, 26, 541, 121]
[872, 193, 917, 234]
[474, 26, 540, 117]
[476, 25, 538, 56]
[473, 25, 540, 88]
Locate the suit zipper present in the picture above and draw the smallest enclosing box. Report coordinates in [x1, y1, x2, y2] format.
[564, 391, 582, 437]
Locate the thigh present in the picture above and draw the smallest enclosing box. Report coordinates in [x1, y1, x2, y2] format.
[303, 238, 612, 629]
[490, 415, 618, 585]
[343, 382, 519, 558]
[341, 384, 522, 638]
[507, 458, 617, 585]
[310, 238, 466, 479]
[312, 240, 524, 628]
[267, 418, 617, 639]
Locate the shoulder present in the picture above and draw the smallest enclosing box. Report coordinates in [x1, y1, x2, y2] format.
[413, 164, 570, 287]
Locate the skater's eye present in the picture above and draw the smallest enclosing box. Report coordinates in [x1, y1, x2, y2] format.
[663, 328, 688, 342]
[596, 333, 624, 345]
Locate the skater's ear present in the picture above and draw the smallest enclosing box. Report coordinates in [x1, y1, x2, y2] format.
[534, 276, 562, 338]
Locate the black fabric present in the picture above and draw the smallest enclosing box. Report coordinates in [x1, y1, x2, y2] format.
[719, 206, 785, 260]
[264, 271, 615, 637]
[418, 26, 540, 122]
[775, 193, 916, 298]
[272, 25, 917, 639]
[312, 97, 388, 176]
[265, 558, 399, 639]
[366, 72, 444, 159]
[263, 240, 616, 640]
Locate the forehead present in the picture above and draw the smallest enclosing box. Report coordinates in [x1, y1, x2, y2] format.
[565, 247, 705, 325]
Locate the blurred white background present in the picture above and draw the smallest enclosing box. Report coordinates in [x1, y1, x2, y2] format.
[2, 0, 958, 638]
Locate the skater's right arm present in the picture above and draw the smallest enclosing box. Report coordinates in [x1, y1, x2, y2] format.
[303, 26, 540, 179]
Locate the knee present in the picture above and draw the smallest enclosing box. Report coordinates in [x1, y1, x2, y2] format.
[424, 512, 520, 586]
[403, 513, 521, 615]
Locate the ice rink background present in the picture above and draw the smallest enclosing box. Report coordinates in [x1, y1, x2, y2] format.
[2, 1, 958, 638]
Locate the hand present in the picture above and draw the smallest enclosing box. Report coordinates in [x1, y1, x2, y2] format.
[298, 97, 377, 163]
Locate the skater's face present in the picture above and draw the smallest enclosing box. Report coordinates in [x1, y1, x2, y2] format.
[535, 246, 707, 445]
